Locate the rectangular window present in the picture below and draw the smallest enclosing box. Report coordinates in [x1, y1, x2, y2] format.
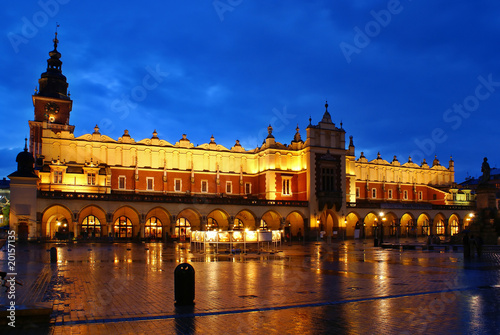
[54, 170, 63, 184]
[118, 176, 126, 189]
[87, 172, 96, 186]
[146, 177, 154, 191]
[226, 181, 232, 194]
[388, 189, 393, 199]
[174, 179, 182, 192]
[403, 190, 408, 200]
[356, 187, 360, 198]
[201, 180, 208, 193]
[372, 188, 377, 199]
[282, 177, 292, 196]
[418, 191, 423, 201]
[433, 194, 437, 200]
[321, 167, 336, 192]
[245, 182, 252, 195]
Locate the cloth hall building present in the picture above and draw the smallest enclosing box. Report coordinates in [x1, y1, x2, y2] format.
[8, 36, 476, 242]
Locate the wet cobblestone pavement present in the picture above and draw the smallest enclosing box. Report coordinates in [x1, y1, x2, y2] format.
[1, 240, 500, 334]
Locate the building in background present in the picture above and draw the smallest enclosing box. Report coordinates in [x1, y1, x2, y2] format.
[8, 35, 475, 242]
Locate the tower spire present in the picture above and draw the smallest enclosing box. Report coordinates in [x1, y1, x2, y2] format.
[36, 25, 69, 100]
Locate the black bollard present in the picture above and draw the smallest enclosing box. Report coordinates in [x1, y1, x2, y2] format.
[50, 247, 57, 263]
[174, 263, 195, 306]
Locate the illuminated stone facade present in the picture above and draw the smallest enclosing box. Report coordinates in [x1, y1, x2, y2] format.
[8, 37, 475, 241]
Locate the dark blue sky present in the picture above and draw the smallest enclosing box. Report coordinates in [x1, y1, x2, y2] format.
[1, 1, 499, 182]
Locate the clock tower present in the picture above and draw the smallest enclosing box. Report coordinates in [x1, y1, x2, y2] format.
[29, 31, 74, 163]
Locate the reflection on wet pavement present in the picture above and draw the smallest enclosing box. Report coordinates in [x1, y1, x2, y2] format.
[1, 240, 499, 334]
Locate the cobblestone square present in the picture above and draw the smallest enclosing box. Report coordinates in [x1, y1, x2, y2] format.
[1, 240, 500, 334]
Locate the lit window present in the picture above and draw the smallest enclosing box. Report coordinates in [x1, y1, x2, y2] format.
[245, 182, 252, 195]
[436, 221, 445, 235]
[175, 217, 191, 241]
[87, 172, 96, 186]
[146, 177, 154, 191]
[226, 181, 232, 194]
[53, 170, 63, 184]
[282, 177, 292, 196]
[201, 180, 208, 193]
[113, 216, 132, 238]
[450, 220, 459, 236]
[118, 176, 126, 189]
[174, 179, 182, 192]
[81, 215, 101, 237]
[145, 217, 162, 239]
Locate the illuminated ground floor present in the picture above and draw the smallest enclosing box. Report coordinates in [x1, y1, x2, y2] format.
[11, 192, 475, 242]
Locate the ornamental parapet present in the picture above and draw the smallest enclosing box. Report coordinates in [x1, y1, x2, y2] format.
[38, 191, 308, 207]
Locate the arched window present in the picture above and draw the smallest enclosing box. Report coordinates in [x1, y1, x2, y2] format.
[81, 215, 101, 238]
[450, 220, 459, 236]
[175, 218, 191, 240]
[145, 217, 162, 239]
[114, 216, 132, 238]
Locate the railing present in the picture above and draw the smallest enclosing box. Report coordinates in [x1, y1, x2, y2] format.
[38, 191, 309, 207]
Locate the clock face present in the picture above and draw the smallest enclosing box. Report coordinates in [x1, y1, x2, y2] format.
[44, 102, 60, 122]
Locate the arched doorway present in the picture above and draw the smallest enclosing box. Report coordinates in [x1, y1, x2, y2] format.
[285, 211, 305, 241]
[346, 212, 361, 239]
[400, 213, 416, 238]
[146, 207, 171, 241]
[176, 208, 201, 241]
[113, 206, 140, 239]
[363, 212, 378, 238]
[42, 205, 73, 240]
[79, 205, 106, 238]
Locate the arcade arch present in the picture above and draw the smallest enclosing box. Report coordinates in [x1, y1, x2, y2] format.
[261, 210, 282, 230]
[234, 210, 257, 230]
[42, 204, 73, 239]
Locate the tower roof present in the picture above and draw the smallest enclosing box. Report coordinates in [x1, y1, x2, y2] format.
[37, 30, 69, 100]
